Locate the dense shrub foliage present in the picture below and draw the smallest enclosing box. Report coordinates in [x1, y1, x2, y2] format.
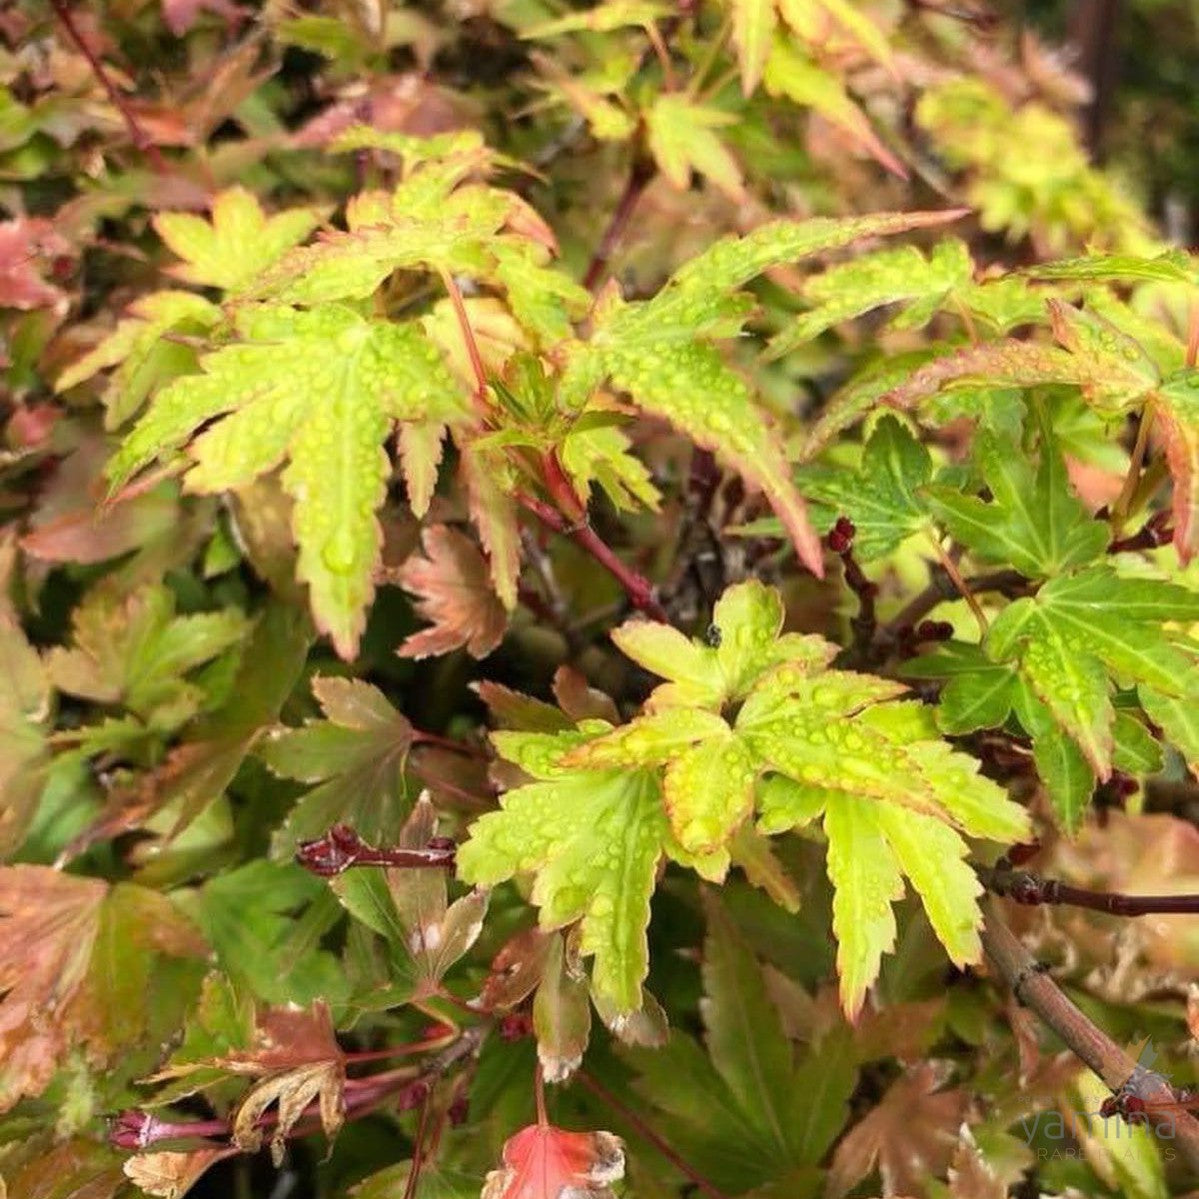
[2, 2, 1199, 1197]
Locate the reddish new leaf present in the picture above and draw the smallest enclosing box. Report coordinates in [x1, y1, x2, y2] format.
[397, 524, 507, 659]
[481, 1124, 625, 1199]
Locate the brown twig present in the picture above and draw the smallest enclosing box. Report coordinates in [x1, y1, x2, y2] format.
[516, 490, 668, 622]
[583, 157, 654, 292]
[980, 898, 1199, 1172]
[576, 1070, 730, 1199]
[48, 0, 168, 174]
[982, 866, 1199, 917]
[885, 568, 1028, 637]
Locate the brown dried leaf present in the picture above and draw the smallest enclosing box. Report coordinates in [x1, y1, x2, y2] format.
[827, 1062, 969, 1197]
[947, 1127, 1006, 1199]
[226, 1001, 346, 1165]
[122, 1148, 232, 1198]
[397, 524, 507, 659]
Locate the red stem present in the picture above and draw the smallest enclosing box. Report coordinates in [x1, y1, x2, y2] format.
[576, 1070, 730, 1199]
[48, 0, 168, 174]
[516, 490, 668, 622]
[440, 269, 489, 405]
[583, 157, 654, 292]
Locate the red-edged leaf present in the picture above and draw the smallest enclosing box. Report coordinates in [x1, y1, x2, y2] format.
[481, 1124, 625, 1199]
[1157, 371, 1199, 563]
[396, 524, 507, 659]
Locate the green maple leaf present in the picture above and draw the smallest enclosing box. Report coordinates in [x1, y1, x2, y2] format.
[107, 304, 469, 659]
[55, 291, 221, 429]
[46, 583, 250, 730]
[922, 428, 1108, 578]
[731, 0, 777, 94]
[986, 567, 1199, 779]
[768, 240, 972, 359]
[647, 95, 748, 203]
[797, 415, 933, 560]
[456, 724, 670, 1013]
[561, 210, 965, 576]
[262, 676, 418, 858]
[463, 581, 1029, 1017]
[153, 186, 324, 293]
[625, 897, 856, 1191]
[762, 37, 903, 176]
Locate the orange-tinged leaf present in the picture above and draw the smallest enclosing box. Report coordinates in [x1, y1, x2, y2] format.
[481, 1124, 625, 1199]
[0, 867, 206, 1111]
[827, 1062, 967, 1197]
[1157, 371, 1199, 563]
[396, 524, 507, 659]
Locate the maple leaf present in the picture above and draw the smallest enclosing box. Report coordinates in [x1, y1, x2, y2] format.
[561, 210, 966, 577]
[769, 240, 973, 359]
[395, 524, 507, 659]
[797, 414, 933, 560]
[0, 216, 71, 311]
[160, 0, 244, 34]
[122, 1148, 231, 1199]
[986, 567, 1199, 780]
[827, 1062, 968, 1197]
[533, 931, 592, 1082]
[464, 581, 1028, 1017]
[646, 95, 747, 203]
[922, 427, 1109, 578]
[730, 0, 777, 94]
[262, 675, 418, 856]
[457, 727, 669, 1013]
[107, 304, 470, 659]
[187, 860, 347, 1005]
[46, 583, 250, 731]
[0, 616, 52, 857]
[225, 1001, 346, 1165]
[242, 145, 586, 335]
[153, 186, 323, 293]
[332, 794, 487, 996]
[762, 38, 905, 177]
[624, 900, 856, 1191]
[777, 0, 896, 72]
[20, 435, 182, 566]
[0, 866, 206, 1111]
[481, 1123, 625, 1199]
[1157, 369, 1199, 562]
[56, 291, 221, 429]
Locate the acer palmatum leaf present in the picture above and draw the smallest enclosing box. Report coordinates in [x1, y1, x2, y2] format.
[481, 1124, 625, 1199]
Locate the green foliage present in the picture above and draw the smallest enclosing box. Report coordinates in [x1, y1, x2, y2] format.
[5, 3, 1199, 1198]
